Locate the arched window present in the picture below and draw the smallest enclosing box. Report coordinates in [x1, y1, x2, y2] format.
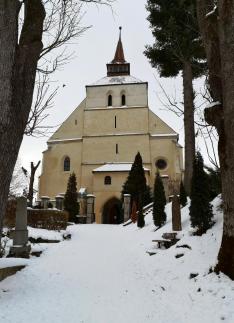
[108, 95, 112, 106]
[64, 157, 70, 171]
[104, 176, 111, 185]
[121, 94, 126, 106]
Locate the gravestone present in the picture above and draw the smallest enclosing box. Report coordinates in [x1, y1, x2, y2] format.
[86, 194, 95, 224]
[55, 195, 64, 210]
[123, 194, 131, 222]
[172, 195, 182, 231]
[41, 196, 50, 209]
[9, 197, 31, 258]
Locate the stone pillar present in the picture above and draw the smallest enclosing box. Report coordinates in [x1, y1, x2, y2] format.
[9, 197, 31, 258]
[86, 194, 95, 224]
[41, 196, 50, 209]
[172, 195, 182, 231]
[55, 195, 64, 210]
[123, 194, 131, 222]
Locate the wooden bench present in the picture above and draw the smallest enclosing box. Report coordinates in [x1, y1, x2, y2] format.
[153, 237, 179, 249]
[152, 239, 173, 249]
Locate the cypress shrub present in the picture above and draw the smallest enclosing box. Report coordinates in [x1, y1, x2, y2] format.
[189, 152, 214, 234]
[153, 171, 167, 227]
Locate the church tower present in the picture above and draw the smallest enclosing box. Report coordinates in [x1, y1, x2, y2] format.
[39, 28, 183, 224]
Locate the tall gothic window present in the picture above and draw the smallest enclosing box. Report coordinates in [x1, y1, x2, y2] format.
[104, 176, 111, 185]
[108, 95, 112, 106]
[64, 156, 70, 171]
[121, 94, 126, 106]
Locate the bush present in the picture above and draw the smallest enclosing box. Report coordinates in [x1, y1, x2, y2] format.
[64, 172, 79, 222]
[153, 172, 167, 227]
[27, 209, 68, 230]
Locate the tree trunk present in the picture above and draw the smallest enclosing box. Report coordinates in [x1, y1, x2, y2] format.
[182, 61, 195, 196]
[215, 0, 234, 280]
[196, 0, 234, 279]
[28, 161, 41, 207]
[0, 0, 45, 243]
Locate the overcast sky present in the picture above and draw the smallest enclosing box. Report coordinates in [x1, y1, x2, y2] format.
[19, 0, 211, 173]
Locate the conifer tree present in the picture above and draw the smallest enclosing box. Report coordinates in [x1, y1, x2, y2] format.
[122, 152, 148, 208]
[153, 172, 167, 227]
[179, 181, 187, 207]
[145, 0, 206, 195]
[189, 152, 213, 234]
[64, 172, 79, 223]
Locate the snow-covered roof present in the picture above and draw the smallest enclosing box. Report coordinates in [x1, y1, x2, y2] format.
[88, 75, 145, 86]
[150, 133, 177, 138]
[93, 163, 150, 172]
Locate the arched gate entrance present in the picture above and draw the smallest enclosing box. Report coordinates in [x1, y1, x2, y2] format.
[102, 197, 123, 224]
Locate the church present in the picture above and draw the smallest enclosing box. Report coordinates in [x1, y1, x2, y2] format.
[39, 28, 183, 224]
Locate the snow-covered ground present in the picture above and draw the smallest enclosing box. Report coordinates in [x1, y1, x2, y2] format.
[0, 196, 234, 323]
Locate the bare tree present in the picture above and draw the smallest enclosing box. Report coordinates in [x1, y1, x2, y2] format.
[9, 159, 28, 198]
[197, 0, 234, 279]
[27, 161, 41, 207]
[155, 77, 219, 169]
[0, 0, 114, 242]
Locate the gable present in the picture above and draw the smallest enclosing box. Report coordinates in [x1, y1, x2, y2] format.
[149, 110, 177, 135]
[49, 99, 86, 141]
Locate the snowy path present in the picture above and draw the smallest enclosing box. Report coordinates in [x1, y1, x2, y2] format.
[0, 220, 233, 323]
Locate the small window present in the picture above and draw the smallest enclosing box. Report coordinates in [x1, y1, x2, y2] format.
[75, 119, 77, 125]
[104, 176, 111, 185]
[116, 143, 119, 154]
[115, 116, 117, 128]
[155, 158, 167, 170]
[64, 157, 70, 171]
[121, 94, 126, 106]
[108, 95, 112, 106]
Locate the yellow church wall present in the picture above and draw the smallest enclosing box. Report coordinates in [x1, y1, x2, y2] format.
[149, 110, 177, 135]
[49, 100, 85, 141]
[86, 83, 148, 109]
[149, 138, 177, 180]
[83, 107, 149, 136]
[39, 141, 83, 198]
[82, 135, 151, 164]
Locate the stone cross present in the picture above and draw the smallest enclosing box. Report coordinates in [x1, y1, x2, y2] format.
[123, 194, 131, 222]
[172, 195, 182, 231]
[9, 196, 31, 258]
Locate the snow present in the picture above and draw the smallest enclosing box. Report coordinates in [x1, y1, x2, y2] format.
[0, 196, 234, 323]
[28, 227, 68, 242]
[48, 137, 82, 144]
[89, 75, 144, 86]
[206, 5, 217, 17]
[0, 258, 29, 269]
[206, 101, 221, 108]
[93, 163, 150, 172]
[150, 133, 178, 138]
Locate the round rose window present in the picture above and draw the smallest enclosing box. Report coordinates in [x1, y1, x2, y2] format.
[155, 158, 167, 170]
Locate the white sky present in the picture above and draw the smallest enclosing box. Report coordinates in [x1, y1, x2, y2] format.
[19, 0, 213, 172]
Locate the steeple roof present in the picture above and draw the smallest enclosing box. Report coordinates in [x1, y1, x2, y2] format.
[106, 27, 130, 77]
[111, 27, 126, 63]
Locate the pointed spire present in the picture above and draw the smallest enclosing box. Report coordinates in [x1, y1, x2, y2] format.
[106, 27, 130, 77]
[112, 27, 126, 63]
